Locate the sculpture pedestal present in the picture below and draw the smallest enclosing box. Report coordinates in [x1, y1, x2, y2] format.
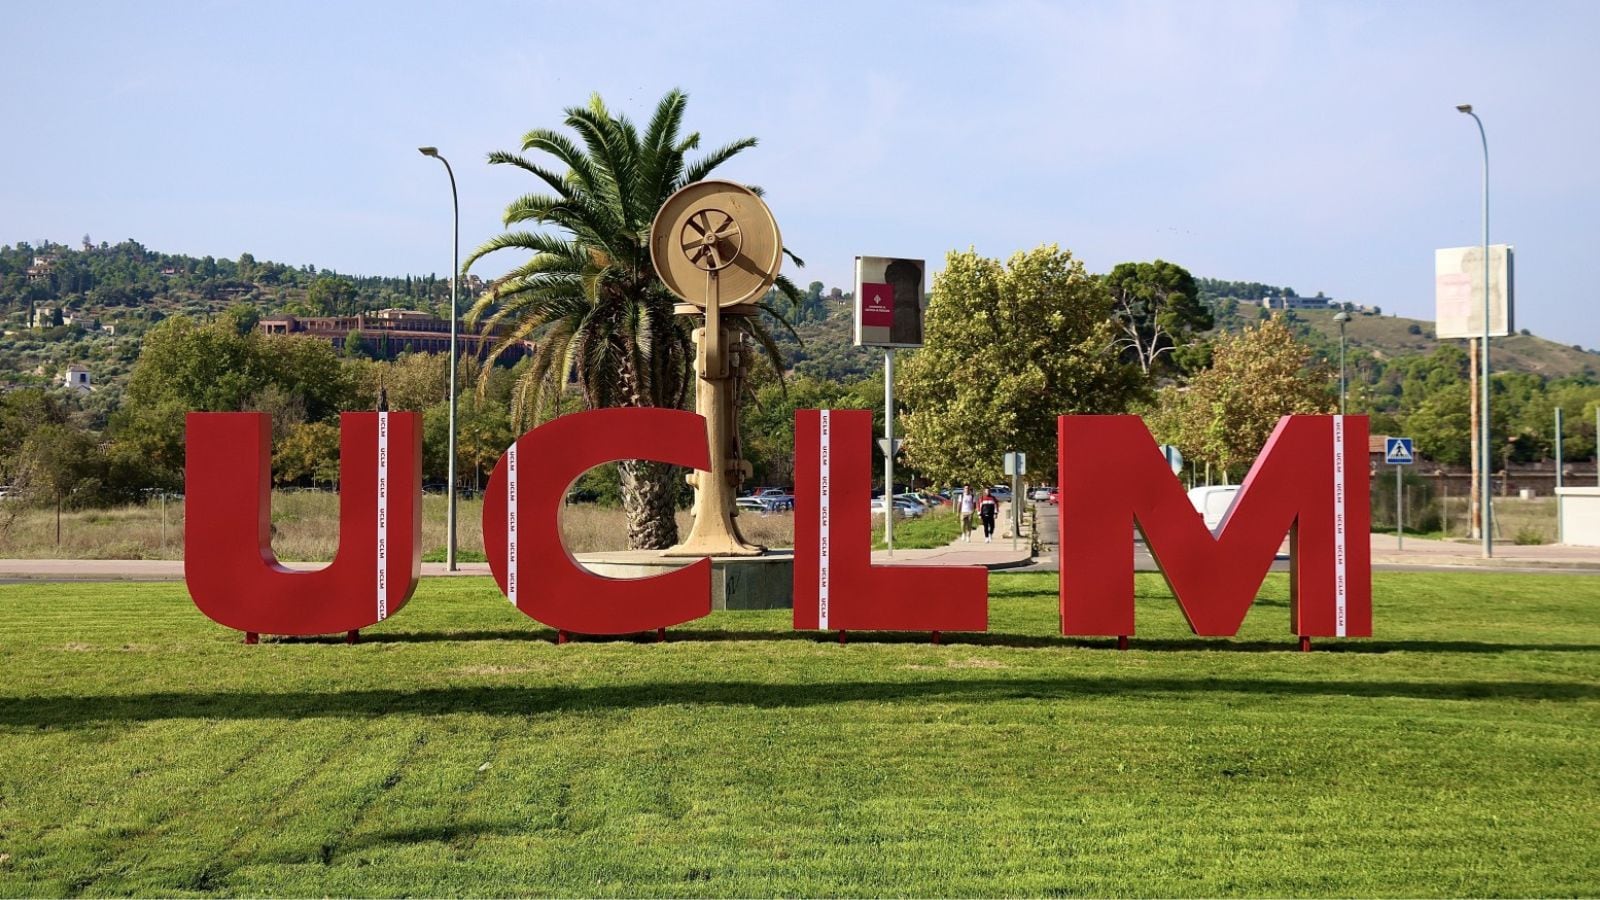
[575, 550, 794, 610]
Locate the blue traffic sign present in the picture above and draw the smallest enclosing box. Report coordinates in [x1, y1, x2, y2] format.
[1385, 437, 1415, 465]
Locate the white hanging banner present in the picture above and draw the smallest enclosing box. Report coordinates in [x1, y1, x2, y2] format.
[818, 410, 831, 630]
[507, 443, 519, 608]
[1332, 415, 1347, 637]
[376, 411, 389, 622]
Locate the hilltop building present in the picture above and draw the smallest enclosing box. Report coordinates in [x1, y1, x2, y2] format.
[1261, 294, 1331, 311]
[257, 308, 530, 362]
[61, 365, 91, 392]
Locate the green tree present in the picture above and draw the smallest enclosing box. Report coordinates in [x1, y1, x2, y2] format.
[464, 89, 803, 549]
[220, 302, 260, 336]
[308, 276, 358, 316]
[1156, 317, 1333, 479]
[742, 374, 881, 488]
[1407, 383, 1478, 466]
[272, 421, 341, 486]
[900, 245, 1146, 487]
[18, 423, 99, 543]
[343, 328, 369, 359]
[114, 316, 351, 481]
[1104, 259, 1212, 376]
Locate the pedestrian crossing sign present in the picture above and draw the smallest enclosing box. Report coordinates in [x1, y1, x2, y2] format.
[1385, 437, 1414, 465]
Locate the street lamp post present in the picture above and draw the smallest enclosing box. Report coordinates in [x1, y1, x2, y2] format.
[1456, 104, 1492, 559]
[1333, 310, 1351, 415]
[419, 146, 460, 571]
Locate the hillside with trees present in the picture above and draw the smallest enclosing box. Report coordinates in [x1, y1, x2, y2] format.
[3, 230, 1598, 526]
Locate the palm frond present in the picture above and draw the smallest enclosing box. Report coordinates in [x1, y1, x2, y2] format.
[463, 230, 571, 272]
[485, 151, 573, 198]
[681, 137, 759, 186]
[521, 129, 600, 193]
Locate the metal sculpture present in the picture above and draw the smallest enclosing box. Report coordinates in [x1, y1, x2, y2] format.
[650, 181, 783, 557]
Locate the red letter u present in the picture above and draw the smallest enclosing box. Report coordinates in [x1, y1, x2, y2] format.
[183, 412, 423, 636]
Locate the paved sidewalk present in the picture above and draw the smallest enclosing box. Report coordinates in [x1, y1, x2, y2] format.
[5, 529, 1587, 583]
[0, 535, 1034, 582]
[872, 534, 1032, 570]
[1367, 534, 1600, 570]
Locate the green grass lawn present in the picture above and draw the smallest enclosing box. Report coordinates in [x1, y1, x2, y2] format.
[1, 572, 1596, 897]
[871, 507, 963, 550]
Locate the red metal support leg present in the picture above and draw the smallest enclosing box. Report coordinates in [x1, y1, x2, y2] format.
[656, 627, 666, 643]
[346, 630, 359, 645]
[838, 630, 847, 645]
[1117, 635, 1129, 651]
[558, 630, 569, 645]
[1299, 635, 1311, 653]
[245, 631, 259, 645]
[931, 630, 942, 645]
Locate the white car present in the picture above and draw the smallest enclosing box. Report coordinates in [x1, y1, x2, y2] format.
[892, 493, 930, 512]
[1030, 486, 1054, 502]
[871, 497, 923, 518]
[1186, 485, 1241, 534]
[736, 496, 775, 513]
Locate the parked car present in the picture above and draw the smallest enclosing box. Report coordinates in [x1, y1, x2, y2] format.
[989, 485, 1012, 501]
[871, 497, 924, 518]
[1030, 486, 1054, 501]
[893, 492, 931, 512]
[1047, 487, 1059, 505]
[752, 487, 795, 510]
[1186, 485, 1241, 533]
[736, 496, 775, 513]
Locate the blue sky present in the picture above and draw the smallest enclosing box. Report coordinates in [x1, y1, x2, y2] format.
[5, 1, 1597, 349]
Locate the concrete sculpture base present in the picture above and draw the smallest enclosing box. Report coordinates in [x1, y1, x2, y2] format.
[575, 550, 794, 611]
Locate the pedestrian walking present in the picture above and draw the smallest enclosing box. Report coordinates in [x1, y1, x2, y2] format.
[979, 487, 999, 542]
[958, 484, 976, 541]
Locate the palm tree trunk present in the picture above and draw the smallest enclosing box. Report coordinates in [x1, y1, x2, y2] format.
[619, 458, 680, 549]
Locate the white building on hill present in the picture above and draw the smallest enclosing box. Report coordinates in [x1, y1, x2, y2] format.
[61, 365, 91, 392]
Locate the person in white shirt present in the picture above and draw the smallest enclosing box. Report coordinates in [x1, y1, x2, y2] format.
[958, 485, 976, 541]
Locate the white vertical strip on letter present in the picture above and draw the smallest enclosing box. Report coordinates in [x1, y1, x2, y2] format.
[507, 443, 519, 608]
[818, 410, 831, 630]
[1332, 414, 1347, 637]
[376, 411, 389, 622]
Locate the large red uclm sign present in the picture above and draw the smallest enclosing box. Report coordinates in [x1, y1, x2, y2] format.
[184, 409, 1371, 645]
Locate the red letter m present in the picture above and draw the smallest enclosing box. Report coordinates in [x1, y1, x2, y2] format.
[1058, 415, 1370, 639]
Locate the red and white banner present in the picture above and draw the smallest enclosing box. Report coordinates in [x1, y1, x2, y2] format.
[376, 411, 389, 621]
[506, 442, 518, 608]
[818, 410, 831, 630]
[1333, 415, 1347, 637]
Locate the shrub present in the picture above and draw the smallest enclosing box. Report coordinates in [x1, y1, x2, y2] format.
[1513, 528, 1545, 546]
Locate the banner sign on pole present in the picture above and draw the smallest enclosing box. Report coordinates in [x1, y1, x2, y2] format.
[1435, 245, 1514, 339]
[854, 256, 926, 348]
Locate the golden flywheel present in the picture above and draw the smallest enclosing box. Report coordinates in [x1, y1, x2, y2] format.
[650, 180, 782, 308]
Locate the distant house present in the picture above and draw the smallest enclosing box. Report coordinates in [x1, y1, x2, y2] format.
[62, 365, 91, 392]
[31, 306, 72, 329]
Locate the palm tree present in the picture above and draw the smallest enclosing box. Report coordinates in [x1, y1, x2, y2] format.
[464, 89, 802, 550]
